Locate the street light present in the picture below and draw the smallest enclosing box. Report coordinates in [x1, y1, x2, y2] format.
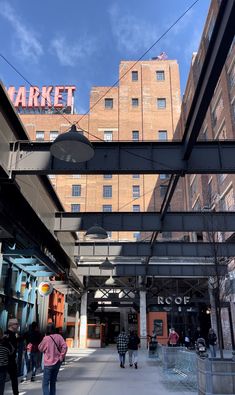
[50, 124, 94, 163]
[84, 225, 108, 240]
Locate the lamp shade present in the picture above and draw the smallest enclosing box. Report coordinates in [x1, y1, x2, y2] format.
[50, 125, 94, 163]
[105, 275, 115, 285]
[100, 257, 113, 270]
[85, 225, 108, 240]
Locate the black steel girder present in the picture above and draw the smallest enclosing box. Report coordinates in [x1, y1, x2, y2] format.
[55, 211, 235, 232]
[75, 263, 227, 278]
[8, 140, 235, 175]
[75, 241, 235, 258]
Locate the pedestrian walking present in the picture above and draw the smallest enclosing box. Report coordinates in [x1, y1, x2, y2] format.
[38, 323, 67, 395]
[128, 330, 140, 369]
[0, 327, 14, 395]
[22, 321, 43, 382]
[5, 318, 20, 395]
[168, 328, 179, 347]
[208, 328, 217, 358]
[116, 328, 129, 368]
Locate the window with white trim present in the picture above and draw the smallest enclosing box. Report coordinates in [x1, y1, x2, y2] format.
[157, 98, 166, 109]
[36, 131, 44, 141]
[132, 185, 140, 198]
[104, 131, 113, 141]
[103, 185, 112, 198]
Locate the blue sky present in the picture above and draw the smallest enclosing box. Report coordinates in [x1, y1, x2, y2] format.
[0, 0, 210, 113]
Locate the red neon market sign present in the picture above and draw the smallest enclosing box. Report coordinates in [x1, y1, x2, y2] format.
[7, 85, 76, 109]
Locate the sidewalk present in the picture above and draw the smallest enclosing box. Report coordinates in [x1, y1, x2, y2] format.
[5, 346, 198, 395]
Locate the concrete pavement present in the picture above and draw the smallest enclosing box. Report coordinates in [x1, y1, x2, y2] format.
[5, 346, 197, 395]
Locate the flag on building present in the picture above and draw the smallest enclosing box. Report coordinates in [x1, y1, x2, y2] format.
[157, 52, 168, 60]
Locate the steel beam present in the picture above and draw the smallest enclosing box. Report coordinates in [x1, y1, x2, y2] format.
[55, 211, 235, 232]
[8, 140, 235, 175]
[75, 264, 227, 278]
[75, 241, 235, 258]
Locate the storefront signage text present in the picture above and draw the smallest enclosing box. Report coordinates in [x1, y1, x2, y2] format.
[7, 85, 76, 109]
[156, 296, 190, 305]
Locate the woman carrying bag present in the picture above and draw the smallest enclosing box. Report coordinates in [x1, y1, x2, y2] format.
[38, 324, 67, 395]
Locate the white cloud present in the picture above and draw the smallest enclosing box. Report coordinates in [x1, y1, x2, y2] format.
[0, 1, 43, 62]
[51, 36, 97, 67]
[108, 4, 160, 56]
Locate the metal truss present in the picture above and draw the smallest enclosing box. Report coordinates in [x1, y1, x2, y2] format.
[55, 211, 235, 233]
[8, 140, 235, 175]
[75, 241, 235, 258]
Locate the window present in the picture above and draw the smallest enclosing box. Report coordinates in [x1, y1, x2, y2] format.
[103, 205, 112, 212]
[133, 205, 140, 212]
[132, 185, 140, 198]
[132, 131, 139, 141]
[132, 98, 139, 107]
[158, 130, 168, 140]
[157, 98, 166, 109]
[160, 184, 167, 197]
[221, 188, 234, 211]
[50, 131, 58, 141]
[104, 131, 113, 141]
[105, 98, 113, 109]
[229, 63, 235, 89]
[72, 185, 81, 196]
[133, 232, 141, 240]
[159, 174, 170, 180]
[103, 174, 112, 179]
[103, 185, 112, 198]
[211, 96, 224, 127]
[156, 71, 165, 81]
[190, 177, 198, 199]
[71, 204, 80, 212]
[132, 174, 140, 179]
[73, 174, 81, 178]
[36, 131, 44, 141]
[132, 71, 138, 81]
[207, 16, 215, 42]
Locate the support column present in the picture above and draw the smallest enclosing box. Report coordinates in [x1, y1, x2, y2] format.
[79, 292, 87, 348]
[139, 290, 147, 349]
[74, 307, 80, 348]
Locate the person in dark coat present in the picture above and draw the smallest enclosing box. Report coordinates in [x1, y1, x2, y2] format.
[22, 321, 43, 382]
[116, 328, 129, 368]
[0, 327, 14, 395]
[5, 318, 20, 395]
[208, 328, 217, 358]
[128, 330, 140, 369]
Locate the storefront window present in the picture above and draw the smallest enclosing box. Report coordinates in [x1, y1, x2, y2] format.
[88, 325, 100, 339]
[0, 262, 8, 293]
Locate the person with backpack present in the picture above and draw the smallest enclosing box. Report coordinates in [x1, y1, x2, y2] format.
[0, 327, 14, 395]
[128, 330, 140, 369]
[38, 324, 67, 395]
[116, 328, 129, 368]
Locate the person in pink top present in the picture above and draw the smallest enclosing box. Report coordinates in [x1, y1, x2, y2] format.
[38, 324, 67, 395]
[168, 328, 179, 347]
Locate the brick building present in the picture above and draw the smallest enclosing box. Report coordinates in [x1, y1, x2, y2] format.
[19, 59, 182, 242]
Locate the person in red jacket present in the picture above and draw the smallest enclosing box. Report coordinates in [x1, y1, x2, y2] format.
[168, 328, 179, 347]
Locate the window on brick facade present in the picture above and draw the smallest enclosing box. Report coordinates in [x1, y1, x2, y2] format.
[105, 98, 113, 109]
[158, 130, 168, 140]
[211, 96, 224, 127]
[133, 232, 141, 240]
[71, 204, 80, 212]
[132, 174, 140, 179]
[132, 185, 140, 198]
[103, 204, 112, 212]
[160, 184, 167, 197]
[36, 131, 44, 141]
[132, 71, 138, 81]
[159, 174, 170, 180]
[72, 185, 81, 196]
[132, 98, 139, 107]
[157, 98, 166, 109]
[156, 71, 165, 81]
[103, 185, 112, 198]
[50, 131, 58, 141]
[190, 177, 198, 199]
[220, 188, 234, 211]
[104, 131, 113, 141]
[103, 174, 112, 179]
[132, 131, 139, 141]
[133, 204, 140, 212]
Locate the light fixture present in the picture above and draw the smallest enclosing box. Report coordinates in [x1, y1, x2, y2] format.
[105, 275, 115, 285]
[84, 225, 108, 240]
[50, 124, 94, 163]
[100, 257, 113, 270]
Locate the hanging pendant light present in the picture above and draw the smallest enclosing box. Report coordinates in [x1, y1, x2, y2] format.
[50, 124, 94, 163]
[100, 257, 113, 270]
[105, 275, 115, 285]
[84, 225, 108, 240]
